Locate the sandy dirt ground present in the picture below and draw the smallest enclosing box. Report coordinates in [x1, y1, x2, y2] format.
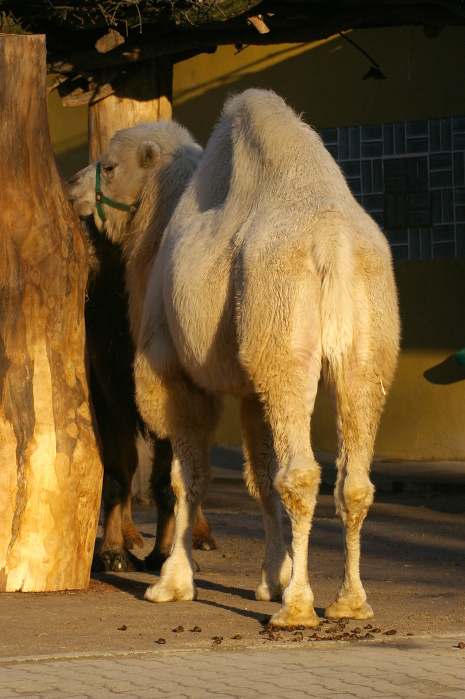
[1, 467, 464, 659]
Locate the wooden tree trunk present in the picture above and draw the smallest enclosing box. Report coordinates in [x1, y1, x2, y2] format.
[0, 34, 103, 592]
[88, 57, 173, 162]
[87, 56, 173, 503]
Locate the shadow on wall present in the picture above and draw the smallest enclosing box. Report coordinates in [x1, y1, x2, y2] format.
[424, 354, 465, 384]
[55, 143, 89, 180]
[173, 27, 465, 147]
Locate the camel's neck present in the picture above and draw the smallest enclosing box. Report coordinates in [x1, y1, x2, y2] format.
[121, 206, 168, 345]
[119, 155, 197, 344]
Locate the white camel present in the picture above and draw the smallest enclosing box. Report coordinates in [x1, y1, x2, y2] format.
[68, 89, 400, 628]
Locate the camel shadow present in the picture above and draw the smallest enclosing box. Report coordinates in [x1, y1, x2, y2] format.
[91, 571, 327, 624]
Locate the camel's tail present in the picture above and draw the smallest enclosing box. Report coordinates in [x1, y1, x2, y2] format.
[311, 211, 355, 376]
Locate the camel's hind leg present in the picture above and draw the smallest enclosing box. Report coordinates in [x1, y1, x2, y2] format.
[324, 365, 387, 621]
[254, 350, 322, 628]
[240, 265, 323, 628]
[269, 414, 322, 629]
[241, 397, 292, 602]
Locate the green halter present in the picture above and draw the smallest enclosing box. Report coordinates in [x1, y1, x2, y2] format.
[95, 161, 141, 223]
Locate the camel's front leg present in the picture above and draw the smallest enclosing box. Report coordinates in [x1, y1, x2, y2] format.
[145, 436, 210, 603]
[325, 460, 375, 620]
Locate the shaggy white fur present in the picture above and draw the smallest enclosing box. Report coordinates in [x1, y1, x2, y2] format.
[68, 90, 400, 628]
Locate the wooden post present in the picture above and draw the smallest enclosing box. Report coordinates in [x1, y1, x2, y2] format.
[88, 57, 173, 161]
[0, 34, 103, 592]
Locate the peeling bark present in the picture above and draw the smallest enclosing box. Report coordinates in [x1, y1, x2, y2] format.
[0, 34, 103, 592]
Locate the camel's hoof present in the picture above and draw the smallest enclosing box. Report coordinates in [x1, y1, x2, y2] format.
[145, 550, 169, 572]
[255, 553, 293, 601]
[145, 550, 200, 573]
[144, 580, 197, 603]
[92, 549, 141, 573]
[255, 582, 282, 602]
[192, 534, 217, 551]
[269, 604, 320, 629]
[324, 600, 374, 621]
[122, 528, 144, 550]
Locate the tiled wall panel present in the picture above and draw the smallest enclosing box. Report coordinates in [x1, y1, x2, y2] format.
[320, 116, 465, 260]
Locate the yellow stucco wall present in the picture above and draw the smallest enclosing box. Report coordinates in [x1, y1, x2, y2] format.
[173, 26, 465, 144]
[48, 26, 465, 460]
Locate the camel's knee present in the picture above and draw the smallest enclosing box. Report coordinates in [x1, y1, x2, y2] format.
[275, 455, 321, 520]
[335, 471, 374, 527]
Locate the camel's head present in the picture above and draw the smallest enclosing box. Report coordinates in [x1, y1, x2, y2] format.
[67, 122, 168, 243]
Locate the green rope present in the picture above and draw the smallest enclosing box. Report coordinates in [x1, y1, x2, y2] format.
[95, 162, 140, 223]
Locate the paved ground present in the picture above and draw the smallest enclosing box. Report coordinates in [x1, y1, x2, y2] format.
[1, 448, 464, 697]
[1, 635, 464, 699]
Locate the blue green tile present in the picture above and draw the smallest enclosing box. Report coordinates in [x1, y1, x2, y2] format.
[457, 225, 465, 257]
[453, 133, 465, 150]
[406, 137, 428, 154]
[420, 228, 433, 258]
[341, 161, 360, 178]
[383, 124, 394, 155]
[394, 123, 406, 154]
[431, 191, 442, 224]
[429, 120, 441, 152]
[433, 241, 456, 258]
[373, 160, 383, 192]
[347, 177, 361, 196]
[430, 153, 452, 170]
[363, 194, 384, 211]
[454, 153, 465, 186]
[409, 229, 421, 260]
[387, 228, 409, 245]
[385, 193, 408, 227]
[442, 189, 454, 222]
[362, 124, 383, 140]
[406, 121, 428, 137]
[391, 245, 409, 261]
[361, 141, 383, 158]
[326, 144, 338, 160]
[441, 118, 452, 150]
[320, 128, 338, 144]
[452, 117, 465, 133]
[371, 210, 385, 227]
[339, 127, 350, 160]
[433, 224, 455, 242]
[408, 192, 431, 226]
[349, 127, 360, 159]
[407, 157, 428, 189]
[430, 170, 453, 188]
[361, 161, 372, 193]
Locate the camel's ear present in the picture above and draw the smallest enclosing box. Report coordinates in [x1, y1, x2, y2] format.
[138, 141, 160, 168]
